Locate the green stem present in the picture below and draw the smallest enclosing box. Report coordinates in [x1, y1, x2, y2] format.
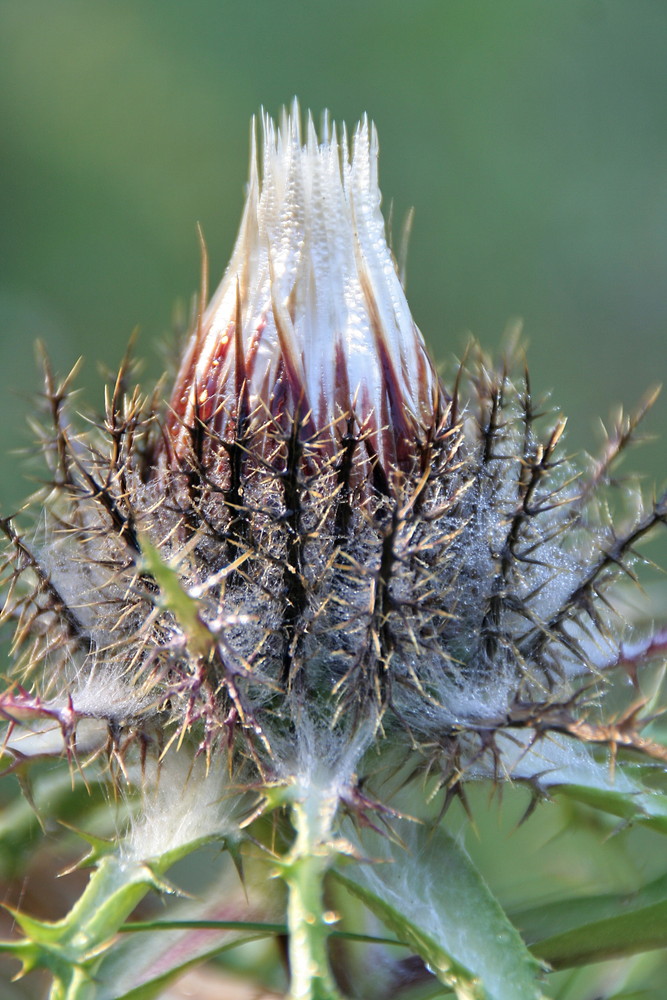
[48, 855, 171, 1000]
[284, 780, 343, 1000]
[2, 833, 222, 1000]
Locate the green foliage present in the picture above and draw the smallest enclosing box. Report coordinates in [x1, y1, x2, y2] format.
[0, 824, 228, 999]
[519, 872, 667, 969]
[3, 759, 667, 999]
[334, 825, 546, 1000]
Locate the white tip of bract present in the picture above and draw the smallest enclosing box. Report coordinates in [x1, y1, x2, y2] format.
[167, 101, 442, 472]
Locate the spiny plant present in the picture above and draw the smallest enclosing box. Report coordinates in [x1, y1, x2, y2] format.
[1, 103, 667, 1000]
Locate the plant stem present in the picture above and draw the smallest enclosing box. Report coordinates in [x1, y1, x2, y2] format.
[284, 779, 343, 1000]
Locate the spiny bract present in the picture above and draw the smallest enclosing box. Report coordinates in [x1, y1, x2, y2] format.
[2, 105, 666, 804]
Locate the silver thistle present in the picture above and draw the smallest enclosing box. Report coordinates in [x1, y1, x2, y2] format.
[2, 104, 667, 815]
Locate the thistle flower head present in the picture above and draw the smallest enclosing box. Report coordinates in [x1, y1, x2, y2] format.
[2, 105, 666, 817]
[164, 105, 442, 481]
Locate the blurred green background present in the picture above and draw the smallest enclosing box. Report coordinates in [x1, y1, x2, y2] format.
[1, 0, 666, 513]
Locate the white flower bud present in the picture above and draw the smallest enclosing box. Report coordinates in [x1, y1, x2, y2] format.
[165, 102, 443, 480]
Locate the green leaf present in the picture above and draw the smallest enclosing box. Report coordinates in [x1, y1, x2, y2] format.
[553, 782, 667, 834]
[514, 871, 667, 969]
[0, 828, 228, 998]
[95, 931, 264, 1000]
[605, 993, 656, 1000]
[93, 867, 277, 1000]
[0, 764, 112, 878]
[492, 729, 667, 834]
[138, 533, 214, 658]
[333, 824, 547, 1000]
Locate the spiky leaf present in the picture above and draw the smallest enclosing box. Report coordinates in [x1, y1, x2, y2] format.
[333, 824, 546, 1000]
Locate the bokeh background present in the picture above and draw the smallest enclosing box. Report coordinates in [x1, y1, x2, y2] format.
[2, 3, 667, 998]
